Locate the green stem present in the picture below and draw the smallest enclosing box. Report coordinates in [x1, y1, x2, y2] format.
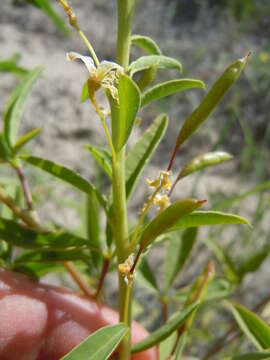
[112, 1, 135, 359]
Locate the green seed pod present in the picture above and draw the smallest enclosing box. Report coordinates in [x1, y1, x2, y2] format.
[178, 151, 233, 180]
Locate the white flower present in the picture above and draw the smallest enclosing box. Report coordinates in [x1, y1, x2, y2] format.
[66, 52, 124, 100]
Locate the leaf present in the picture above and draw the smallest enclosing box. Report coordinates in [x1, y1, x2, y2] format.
[11, 263, 65, 278]
[202, 238, 239, 283]
[0, 134, 12, 162]
[141, 79, 205, 108]
[125, 114, 168, 199]
[173, 277, 234, 303]
[176, 151, 233, 181]
[0, 54, 28, 75]
[131, 302, 199, 353]
[13, 128, 41, 154]
[85, 192, 102, 268]
[237, 245, 270, 279]
[129, 55, 182, 77]
[21, 155, 108, 212]
[204, 277, 234, 302]
[137, 64, 159, 91]
[81, 81, 89, 103]
[15, 249, 90, 264]
[227, 302, 270, 350]
[168, 211, 250, 232]
[170, 54, 249, 164]
[228, 353, 270, 360]
[138, 257, 158, 292]
[4, 67, 43, 147]
[85, 145, 112, 180]
[139, 199, 204, 250]
[61, 324, 128, 360]
[27, 0, 69, 35]
[164, 228, 197, 290]
[159, 333, 177, 360]
[182, 262, 215, 332]
[0, 217, 97, 250]
[131, 35, 162, 55]
[116, 74, 141, 151]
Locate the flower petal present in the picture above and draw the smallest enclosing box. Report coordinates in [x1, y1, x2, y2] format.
[97, 60, 124, 78]
[66, 52, 96, 73]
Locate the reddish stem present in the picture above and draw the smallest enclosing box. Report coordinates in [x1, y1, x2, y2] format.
[167, 144, 179, 171]
[15, 166, 33, 210]
[162, 301, 168, 323]
[130, 246, 143, 274]
[95, 258, 110, 299]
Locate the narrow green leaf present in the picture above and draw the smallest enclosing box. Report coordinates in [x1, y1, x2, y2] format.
[4, 67, 43, 147]
[85, 192, 102, 268]
[131, 35, 162, 55]
[138, 257, 158, 291]
[15, 249, 90, 264]
[237, 245, 270, 279]
[177, 151, 233, 181]
[11, 263, 65, 278]
[116, 74, 141, 151]
[183, 262, 215, 328]
[141, 79, 205, 108]
[129, 55, 182, 77]
[27, 0, 69, 35]
[13, 128, 41, 154]
[0, 134, 12, 162]
[139, 199, 204, 250]
[202, 238, 239, 283]
[164, 228, 197, 289]
[174, 54, 249, 150]
[126, 114, 168, 199]
[168, 211, 250, 232]
[173, 277, 234, 303]
[0, 217, 96, 250]
[137, 64, 158, 91]
[227, 302, 270, 350]
[21, 155, 108, 212]
[0, 54, 28, 75]
[85, 145, 112, 180]
[131, 302, 199, 353]
[61, 324, 128, 360]
[159, 333, 177, 360]
[228, 353, 270, 360]
[204, 277, 234, 302]
[81, 81, 89, 103]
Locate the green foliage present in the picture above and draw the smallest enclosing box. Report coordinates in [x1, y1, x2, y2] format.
[131, 34, 162, 55]
[131, 302, 199, 353]
[116, 74, 141, 151]
[125, 114, 168, 199]
[139, 199, 204, 250]
[26, 0, 69, 34]
[0, 1, 260, 359]
[21, 155, 108, 211]
[174, 54, 249, 150]
[227, 303, 270, 350]
[4, 67, 43, 147]
[85, 145, 112, 180]
[164, 228, 197, 289]
[141, 79, 205, 108]
[61, 324, 128, 360]
[128, 55, 182, 77]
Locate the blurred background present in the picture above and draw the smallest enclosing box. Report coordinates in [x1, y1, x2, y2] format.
[0, 0, 270, 358]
